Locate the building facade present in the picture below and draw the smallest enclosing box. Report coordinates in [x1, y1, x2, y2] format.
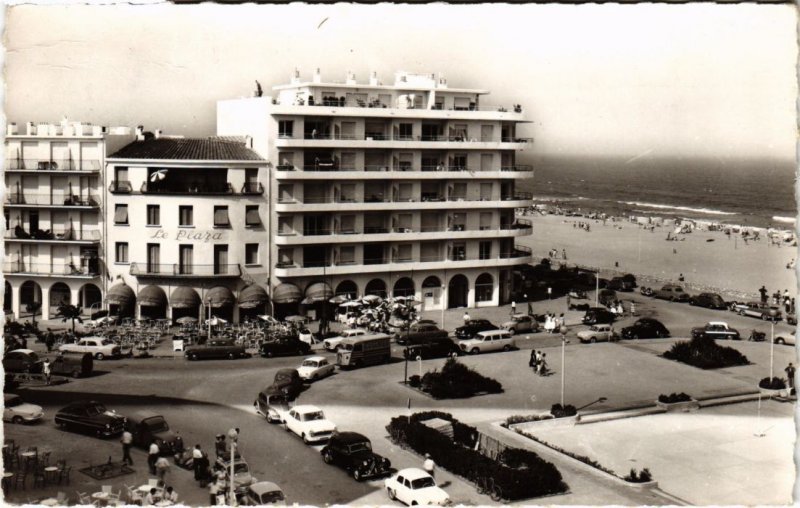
[3, 120, 133, 320]
[218, 69, 534, 311]
[104, 132, 270, 323]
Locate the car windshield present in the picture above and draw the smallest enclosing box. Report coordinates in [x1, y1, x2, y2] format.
[348, 442, 372, 453]
[145, 417, 169, 432]
[259, 491, 285, 503]
[341, 344, 353, 351]
[5, 396, 21, 407]
[411, 477, 436, 489]
[86, 404, 106, 416]
[301, 360, 318, 368]
[233, 463, 249, 474]
[101, 339, 114, 346]
[302, 411, 324, 421]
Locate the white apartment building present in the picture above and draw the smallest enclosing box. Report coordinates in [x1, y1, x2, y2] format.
[3, 120, 133, 320]
[104, 131, 270, 323]
[218, 69, 534, 312]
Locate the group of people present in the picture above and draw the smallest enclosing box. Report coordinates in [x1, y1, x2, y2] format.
[528, 350, 549, 376]
[607, 300, 629, 316]
[758, 286, 795, 313]
[547, 248, 567, 260]
[542, 313, 566, 334]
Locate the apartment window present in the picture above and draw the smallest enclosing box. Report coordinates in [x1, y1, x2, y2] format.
[245, 243, 259, 265]
[278, 120, 294, 138]
[479, 241, 492, 260]
[146, 205, 160, 226]
[115, 242, 129, 263]
[480, 153, 493, 172]
[213, 206, 230, 227]
[214, 245, 229, 274]
[278, 216, 294, 235]
[114, 204, 129, 225]
[278, 184, 294, 203]
[340, 122, 356, 140]
[179, 245, 193, 274]
[147, 243, 161, 273]
[278, 152, 294, 170]
[480, 212, 492, 231]
[340, 152, 356, 170]
[480, 125, 494, 142]
[451, 242, 466, 261]
[337, 184, 355, 203]
[245, 205, 261, 227]
[397, 153, 413, 171]
[395, 244, 412, 262]
[475, 273, 494, 302]
[398, 123, 413, 140]
[480, 183, 493, 201]
[337, 246, 355, 265]
[277, 249, 294, 267]
[339, 215, 356, 234]
[179, 206, 193, 227]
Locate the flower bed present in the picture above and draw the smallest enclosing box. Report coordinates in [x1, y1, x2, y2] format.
[387, 411, 568, 501]
[656, 392, 699, 412]
[758, 377, 788, 396]
[419, 358, 503, 399]
[662, 336, 749, 369]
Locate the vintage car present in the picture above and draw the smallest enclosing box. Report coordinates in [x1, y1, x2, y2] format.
[582, 307, 616, 325]
[54, 400, 126, 438]
[689, 292, 728, 309]
[214, 456, 257, 496]
[6, 350, 94, 378]
[577, 324, 618, 343]
[3, 349, 44, 373]
[270, 368, 304, 400]
[597, 288, 617, 307]
[454, 319, 497, 340]
[59, 337, 121, 360]
[774, 330, 796, 346]
[260, 337, 311, 358]
[126, 411, 184, 455]
[241, 482, 286, 506]
[458, 330, 515, 354]
[284, 405, 336, 444]
[403, 337, 461, 360]
[653, 284, 690, 302]
[621, 318, 670, 339]
[297, 356, 336, 381]
[184, 339, 248, 361]
[732, 301, 783, 321]
[385, 468, 450, 506]
[394, 323, 449, 345]
[3, 394, 44, 424]
[691, 321, 741, 340]
[254, 390, 291, 424]
[323, 328, 368, 351]
[500, 314, 540, 335]
[607, 276, 636, 292]
[321, 431, 391, 480]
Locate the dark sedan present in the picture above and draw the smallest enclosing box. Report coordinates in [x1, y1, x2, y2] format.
[455, 319, 497, 340]
[321, 432, 391, 481]
[260, 337, 311, 358]
[621, 318, 670, 339]
[185, 339, 248, 361]
[403, 338, 460, 360]
[54, 400, 126, 438]
[3, 349, 43, 373]
[582, 308, 616, 325]
[689, 292, 727, 310]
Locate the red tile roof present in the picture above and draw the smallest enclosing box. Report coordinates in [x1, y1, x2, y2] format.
[109, 137, 264, 161]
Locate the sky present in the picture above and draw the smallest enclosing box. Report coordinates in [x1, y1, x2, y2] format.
[4, 3, 797, 162]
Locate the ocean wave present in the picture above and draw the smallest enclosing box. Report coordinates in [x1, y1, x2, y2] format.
[772, 215, 797, 224]
[620, 201, 737, 216]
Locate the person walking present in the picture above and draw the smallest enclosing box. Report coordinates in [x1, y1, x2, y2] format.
[423, 453, 436, 480]
[209, 479, 219, 506]
[511, 301, 516, 316]
[192, 444, 204, 480]
[538, 353, 548, 376]
[529, 350, 538, 371]
[121, 429, 134, 466]
[155, 455, 170, 484]
[45, 328, 55, 352]
[785, 363, 796, 390]
[759, 285, 768, 304]
[148, 440, 160, 475]
[227, 427, 239, 444]
[42, 358, 51, 385]
[463, 311, 470, 325]
[214, 434, 227, 457]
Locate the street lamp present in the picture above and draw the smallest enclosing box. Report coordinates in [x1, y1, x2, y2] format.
[440, 284, 446, 329]
[560, 333, 569, 407]
[769, 308, 778, 380]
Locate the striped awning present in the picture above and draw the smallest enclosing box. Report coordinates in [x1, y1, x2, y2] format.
[170, 286, 201, 309]
[239, 285, 269, 309]
[304, 282, 333, 303]
[138, 285, 167, 308]
[272, 283, 302, 304]
[107, 283, 135, 306]
[205, 286, 235, 308]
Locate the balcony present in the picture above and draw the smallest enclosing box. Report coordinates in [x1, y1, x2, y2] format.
[109, 180, 133, 194]
[129, 263, 242, 278]
[5, 158, 101, 173]
[4, 193, 100, 208]
[3, 261, 100, 278]
[241, 182, 265, 195]
[275, 222, 531, 245]
[5, 227, 100, 243]
[275, 133, 532, 150]
[140, 182, 234, 195]
[274, 164, 533, 181]
[269, 102, 526, 122]
[275, 194, 531, 213]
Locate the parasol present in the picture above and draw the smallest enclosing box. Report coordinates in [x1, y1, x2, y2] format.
[340, 301, 362, 308]
[150, 169, 169, 182]
[362, 295, 383, 305]
[285, 315, 307, 323]
[176, 316, 198, 324]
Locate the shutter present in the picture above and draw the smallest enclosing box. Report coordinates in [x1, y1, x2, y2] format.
[214, 208, 230, 226]
[246, 208, 260, 226]
[114, 205, 128, 224]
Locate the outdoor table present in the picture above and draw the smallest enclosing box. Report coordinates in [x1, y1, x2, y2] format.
[44, 466, 59, 484]
[20, 451, 36, 458]
[39, 498, 59, 506]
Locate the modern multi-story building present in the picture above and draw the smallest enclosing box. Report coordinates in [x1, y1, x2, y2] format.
[218, 69, 534, 311]
[104, 130, 270, 322]
[3, 119, 133, 320]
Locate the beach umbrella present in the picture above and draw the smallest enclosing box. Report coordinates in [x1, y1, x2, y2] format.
[329, 294, 350, 305]
[285, 315, 307, 323]
[362, 295, 382, 305]
[176, 316, 198, 324]
[340, 301, 362, 308]
[208, 316, 227, 326]
[150, 169, 168, 182]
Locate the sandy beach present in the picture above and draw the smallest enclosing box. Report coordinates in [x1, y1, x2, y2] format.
[516, 214, 796, 300]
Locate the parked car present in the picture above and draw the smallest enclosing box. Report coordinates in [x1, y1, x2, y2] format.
[241, 482, 286, 506]
[459, 330, 515, 355]
[621, 318, 670, 339]
[298, 328, 315, 345]
[321, 431, 392, 480]
[500, 314, 540, 335]
[59, 337, 121, 360]
[732, 301, 783, 321]
[185, 339, 248, 361]
[54, 400, 126, 437]
[691, 321, 740, 340]
[653, 284, 690, 302]
[260, 337, 311, 358]
[385, 468, 450, 506]
[394, 323, 448, 345]
[774, 330, 796, 346]
[3, 349, 43, 373]
[607, 277, 634, 292]
[582, 307, 616, 325]
[403, 337, 461, 360]
[577, 324, 618, 343]
[455, 319, 497, 340]
[214, 456, 256, 497]
[84, 315, 119, 330]
[269, 368, 304, 400]
[786, 312, 797, 326]
[284, 405, 337, 444]
[3, 394, 43, 424]
[598, 289, 617, 306]
[254, 390, 290, 424]
[50, 353, 94, 378]
[297, 356, 336, 381]
[689, 292, 727, 309]
[324, 328, 368, 352]
[126, 411, 184, 455]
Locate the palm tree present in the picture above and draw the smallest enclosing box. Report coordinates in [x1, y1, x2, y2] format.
[55, 303, 83, 335]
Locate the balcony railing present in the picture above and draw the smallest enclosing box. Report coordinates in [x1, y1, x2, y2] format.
[282, 133, 531, 144]
[140, 182, 234, 195]
[5, 227, 100, 241]
[279, 98, 523, 113]
[129, 263, 241, 277]
[4, 193, 100, 207]
[5, 159, 101, 171]
[241, 182, 264, 195]
[280, 193, 531, 206]
[276, 164, 533, 173]
[276, 221, 530, 239]
[109, 180, 133, 194]
[3, 261, 99, 276]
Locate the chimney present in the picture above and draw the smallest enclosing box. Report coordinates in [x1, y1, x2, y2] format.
[346, 71, 356, 85]
[438, 75, 448, 88]
[313, 68, 322, 83]
[291, 68, 301, 84]
[26, 122, 35, 135]
[7, 123, 18, 136]
[154, 129, 162, 139]
[369, 71, 379, 86]
[136, 125, 145, 141]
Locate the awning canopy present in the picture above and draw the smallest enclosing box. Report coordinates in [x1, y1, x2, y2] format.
[272, 283, 302, 304]
[239, 285, 269, 309]
[138, 285, 167, 308]
[245, 208, 261, 227]
[214, 207, 230, 227]
[113, 205, 128, 225]
[107, 283, 135, 306]
[305, 282, 333, 303]
[205, 286, 235, 308]
[171, 286, 201, 309]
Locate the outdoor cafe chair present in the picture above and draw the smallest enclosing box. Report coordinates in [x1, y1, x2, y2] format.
[13, 472, 27, 490]
[58, 465, 72, 485]
[32, 465, 46, 488]
[76, 491, 91, 504]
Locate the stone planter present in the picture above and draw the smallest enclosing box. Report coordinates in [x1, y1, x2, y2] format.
[655, 399, 699, 412]
[625, 479, 659, 489]
[758, 387, 787, 397]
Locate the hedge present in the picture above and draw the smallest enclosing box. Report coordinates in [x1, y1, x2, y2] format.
[759, 377, 787, 390]
[420, 358, 503, 399]
[662, 336, 749, 369]
[658, 392, 692, 403]
[387, 412, 567, 501]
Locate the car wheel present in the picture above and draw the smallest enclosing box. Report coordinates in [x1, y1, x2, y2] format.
[12, 416, 23, 425]
[503, 345, 511, 352]
[449, 351, 459, 359]
[266, 350, 275, 358]
[189, 353, 198, 361]
[470, 348, 480, 355]
[762, 314, 769, 321]
[415, 355, 422, 362]
[387, 489, 396, 500]
[228, 352, 236, 360]
[322, 450, 333, 464]
[590, 337, 597, 343]
[95, 353, 105, 360]
[353, 469, 363, 481]
[508, 328, 516, 336]
[739, 310, 746, 316]
[776, 338, 785, 345]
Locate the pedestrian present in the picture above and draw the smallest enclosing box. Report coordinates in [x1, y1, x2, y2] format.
[791, 298, 796, 314]
[423, 453, 436, 479]
[121, 429, 134, 466]
[529, 350, 538, 371]
[192, 444, 204, 480]
[145, 488, 159, 506]
[463, 311, 470, 325]
[45, 328, 54, 352]
[227, 427, 239, 444]
[42, 358, 51, 385]
[535, 350, 543, 375]
[155, 455, 170, 484]
[785, 363, 796, 390]
[209, 479, 219, 506]
[562, 248, 567, 260]
[148, 440, 160, 475]
[538, 353, 548, 376]
[214, 434, 227, 457]
[630, 302, 636, 316]
[511, 301, 516, 316]
[759, 285, 768, 304]
[164, 486, 179, 504]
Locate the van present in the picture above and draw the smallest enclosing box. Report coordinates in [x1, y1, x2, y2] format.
[336, 334, 391, 368]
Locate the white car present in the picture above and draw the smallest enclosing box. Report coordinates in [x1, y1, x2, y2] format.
[298, 328, 315, 346]
[385, 468, 450, 506]
[59, 337, 121, 360]
[577, 324, 617, 343]
[323, 328, 368, 352]
[774, 329, 796, 346]
[297, 356, 335, 381]
[458, 330, 515, 354]
[284, 405, 336, 444]
[3, 394, 44, 424]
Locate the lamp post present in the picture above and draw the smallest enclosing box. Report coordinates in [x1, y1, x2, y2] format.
[229, 439, 237, 506]
[440, 284, 446, 330]
[769, 308, 778, 379]
[560, 333, 568, 407]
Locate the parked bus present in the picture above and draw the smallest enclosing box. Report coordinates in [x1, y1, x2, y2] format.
[336, 334, 391, 368]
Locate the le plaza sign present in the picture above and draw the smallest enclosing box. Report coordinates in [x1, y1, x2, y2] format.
[148, 229, 227, 243]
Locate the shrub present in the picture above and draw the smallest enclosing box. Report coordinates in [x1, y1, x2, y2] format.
[624, 468, 653, 483]
[663, 336, 749, 369]
[550, 404, 577, 418]
[408, 375, 421, 387]
[504, 414, 553, 427]
[419, 358, 503, 399]
[658, 392, 692, 403]
[759, 377, 787, 390]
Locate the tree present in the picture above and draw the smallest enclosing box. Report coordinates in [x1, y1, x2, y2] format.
[55, 303, 84, 334]
[25, 301, 41, 328]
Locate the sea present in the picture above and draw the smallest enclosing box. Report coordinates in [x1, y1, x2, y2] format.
[518, 156, 797, 230]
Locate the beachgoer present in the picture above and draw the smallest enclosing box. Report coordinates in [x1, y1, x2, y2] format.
[192, 445, 204, 479]
[423, 453, 436, 479]
[155, 456, 170, 483]
[630, 302, 636, 316]
[148, 441, 160, 474]
[214, 434, 226, 457]
[164, 487, 179, 504]
[786, 363, 796, 389]
[562, 248, 567, 260]
[145, 488, 159, 506]
[42, 358, 51, 385]
[538, 353, 548, 376]
[45, 329, 55, 352]
[759, 286, 768, 304]
[678, 273, 685, 282]
[529, 350, 538, 370]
